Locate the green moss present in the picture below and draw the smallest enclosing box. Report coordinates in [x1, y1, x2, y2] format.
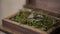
[10, 8, 58, 31]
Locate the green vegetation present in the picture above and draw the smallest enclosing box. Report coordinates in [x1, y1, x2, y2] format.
[10, 8, 58, 31]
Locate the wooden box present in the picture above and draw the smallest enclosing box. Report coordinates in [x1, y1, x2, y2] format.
[2, 0, 60, 34]
[2, 11, 60, 34]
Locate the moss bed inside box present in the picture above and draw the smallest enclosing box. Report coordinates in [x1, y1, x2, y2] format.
[9, 8, 59, 31]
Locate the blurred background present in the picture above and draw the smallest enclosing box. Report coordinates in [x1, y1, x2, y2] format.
[0, 0, 26, 25]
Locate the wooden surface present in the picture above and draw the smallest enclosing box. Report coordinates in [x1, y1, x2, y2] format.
[0, 25, 23, 34]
